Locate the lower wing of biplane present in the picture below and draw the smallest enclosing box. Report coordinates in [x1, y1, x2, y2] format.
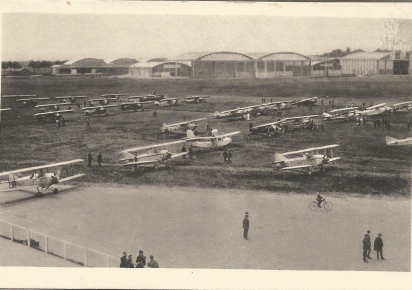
[0, 159, 85, 197]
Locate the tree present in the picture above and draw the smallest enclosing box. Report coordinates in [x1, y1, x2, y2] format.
[11, 61, 21, 69]
[2, 61, 8, 71]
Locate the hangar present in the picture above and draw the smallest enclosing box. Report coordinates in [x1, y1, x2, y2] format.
[106, 58, 139, 75]
[129, 61, 191, 78]
[174, 51, 311, 79]
[341, 51, 411, 76]
[52, 58, 107, 75]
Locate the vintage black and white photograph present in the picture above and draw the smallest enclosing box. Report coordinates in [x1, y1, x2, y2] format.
[0, 1, 411, 288]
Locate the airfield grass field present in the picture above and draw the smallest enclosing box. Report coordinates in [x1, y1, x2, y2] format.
[0, 75, 411, 196]
[0, 75, 411, 271]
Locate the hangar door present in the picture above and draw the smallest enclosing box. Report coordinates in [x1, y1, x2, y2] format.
[393, 60, 409, 75]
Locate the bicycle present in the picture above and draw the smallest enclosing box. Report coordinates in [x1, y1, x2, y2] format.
[309, 200, 333, 211]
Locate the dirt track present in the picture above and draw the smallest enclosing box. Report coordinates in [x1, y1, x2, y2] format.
[0, 184, 409, 271]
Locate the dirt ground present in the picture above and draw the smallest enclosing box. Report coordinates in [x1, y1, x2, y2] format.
[0, 184, 409, 271]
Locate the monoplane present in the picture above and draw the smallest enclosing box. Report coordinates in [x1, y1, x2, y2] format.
[183, 96, 210, 104]
[386, 136, 412, 146]
[292, 97, 318, 107]
[55, 96, 88, 104]
[120, 140, 187, 170]
[100, 93, 129, 102]
[185, 129, 240, 149]
[154, 98, 179, 107]
[0, 159, 84, 197]
[273, 144, 340, 175]
[323, 107, 358, 122]
[159, 118, 207, 133]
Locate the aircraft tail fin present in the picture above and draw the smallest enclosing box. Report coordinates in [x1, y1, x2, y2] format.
[186, 129, 195, 139]
[385, 136, 399, 145]
[273, 153, 288, 165]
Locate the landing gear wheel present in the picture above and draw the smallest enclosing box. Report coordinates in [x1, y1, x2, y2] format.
[53, 188, 59, 194]
[309, 202, 318, 211]
[154, 165, 159, 170]
[307, 170, 313, 176]
[324, 202, 333, 211]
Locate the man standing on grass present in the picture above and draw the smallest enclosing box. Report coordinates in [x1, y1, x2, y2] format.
[243, 212, 249, 240]
[87, 151, 92, 167]
[120, 252, 127, 268]
[97, 152, 103, 167]
[374, 233, 385, 260]
[362, 234, 369, 263]
[366, 230, 372, 259]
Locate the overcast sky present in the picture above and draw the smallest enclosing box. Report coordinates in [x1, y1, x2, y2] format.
[2, 3, 412, 61]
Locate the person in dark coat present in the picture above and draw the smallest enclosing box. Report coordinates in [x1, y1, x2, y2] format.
[366, 230, 372, 259]
[188, 144, 194, 159]
[120, 252, 127, 268]
[222, 148, 228, 163]
[136, 250, 146, 267]
[97, 152, 103, 167]
[182, 144, 187, 159]
[362, 234, 369, 263]
[227, 150, 232, 163]
[374, 233, 385, 260]
[243, 213, 249, 240]
[147, 255, 159, 268]
[126, 255, 135, 268]
[87, 151, 92, 167]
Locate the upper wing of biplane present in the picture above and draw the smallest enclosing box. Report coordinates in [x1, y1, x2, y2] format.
[16, 98, 49, 102]
[281, 144, 340, 156]
[55, 96, 87, 99]
[3, 95, 36, 98]
[165, 118, 207, 127]
[0, 108, 11, 111]
[101, 93, 129, 97]
[251, 121, 282, 129]
[329, 107, 358, 113]
[35, 103, 73, 108]
[121, 140, 186, 154]
[82, 104, 118, 110]
[284, 115, 319, 121]
[0, 159, 84, 177]
[122, 152, 187, 167]
[33, 109, 74, 117]
[185, 131, 241, 141]
[366, 103, 387, 110]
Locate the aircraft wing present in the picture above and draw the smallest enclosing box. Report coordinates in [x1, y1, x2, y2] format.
[122, 140, 186, 153]
[82, 104, 118, 110]
[0, 159, 84, 177]
[16, 98, 49, 102]
[128, 96, 143, 99]
[366, 103, 386, 110]
[169, 152, 187, 159]
[101, 93, 129, 97]
[3, 95, 36, 98]
[33, 109, 74, 116]
[330, 107, 358, 113]
[0, 108, 11, 111]
[55, 96, 87, 99]
[252, 121, 282, 129]
[327, 157, 341, 163]
[0, 185, 39, 192]
[186, 131, 241, 141]
[165, 118, 208, 127]
[281, 144, 340, 156]
[279, 165, 312, 170]
[219, 131, 241, 138]
[284, 115, 319, 121]
[58, 173, 85, 183]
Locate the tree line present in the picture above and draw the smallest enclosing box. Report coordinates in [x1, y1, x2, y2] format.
[319, 48, 393, 58]
[1, 60, 67, 71]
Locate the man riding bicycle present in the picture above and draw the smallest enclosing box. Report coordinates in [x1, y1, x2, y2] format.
[316, 191, 325, 208]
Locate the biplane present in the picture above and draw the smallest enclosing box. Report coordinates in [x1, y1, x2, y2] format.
[55, 96, 88, 104]
[386, 136, 412, 146]
[0, 159, 84, 197]
[291, 97, 318, 107]
[183, 96, 210, 104]
[120, 140, 187, 170]
[16, 97, 50, 107]
[184, 129, 240, 149]
[118, 101, 151, 112]
[392, 101, 412, 113]
[100, 93, 129, 102]
[153, 98, 179, 107]
[159, 118, 207, 133]
[35, 103, 74, 111]
[254, 101, 293, 116]
[81, 104, 118, 116]
[88, 99, 111, 106]
[323, 107, 358, 122]
[249, 115, 318, 135]
[273, 144, 340, 175]
[356, 103, 392, 117]
[128, 94, 166, 102]
[33, 109, 74, 121]
[213, 105, 261, 121]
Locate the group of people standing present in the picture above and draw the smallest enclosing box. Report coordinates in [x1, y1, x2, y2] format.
[87, 151, 103, 167]
[373, 118, 390, 129]
[362, 230, 385, 263]
[120, 250, 159, 268]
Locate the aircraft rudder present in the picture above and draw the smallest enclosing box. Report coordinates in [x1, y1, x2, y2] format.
[385, 136, 398, 145]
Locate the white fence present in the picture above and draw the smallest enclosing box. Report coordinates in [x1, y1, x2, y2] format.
[0, 218, 119, 267]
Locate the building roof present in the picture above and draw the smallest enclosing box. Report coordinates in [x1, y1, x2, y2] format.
[130, 61, 192, 69]
[174, 52, 253, 61]
[342, 52, 391, 60]
[105, 58, 139, 67]
[248, 52, 310, 61]
[61, 58, 107, 68]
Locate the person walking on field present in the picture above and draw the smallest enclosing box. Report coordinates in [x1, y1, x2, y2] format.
[362, 234, 369, 263]
[374, 233, 385, 260]
[87, 151, 92, 167]
[227, 150, 232, 163]
[243, 212, 249, 240]
[97, 152, 103, 167]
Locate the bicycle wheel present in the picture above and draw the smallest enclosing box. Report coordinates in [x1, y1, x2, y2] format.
[324, 202, 333, 211]
[309, 202, 319, 211]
